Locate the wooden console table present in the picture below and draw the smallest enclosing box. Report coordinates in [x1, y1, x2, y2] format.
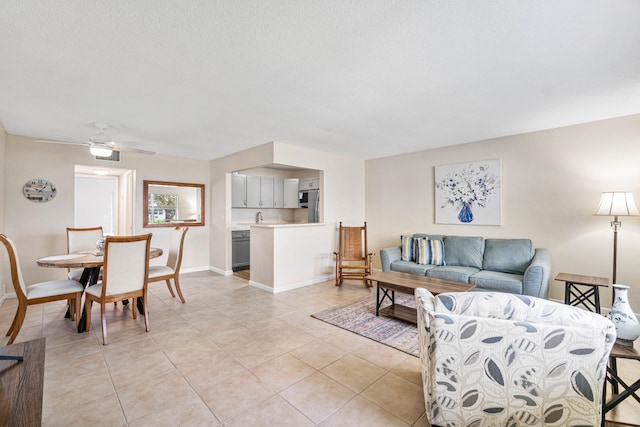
[0, 338, 46, 426]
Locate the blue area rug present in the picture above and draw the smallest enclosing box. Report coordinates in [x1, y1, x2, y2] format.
[311, 294, 418, 357]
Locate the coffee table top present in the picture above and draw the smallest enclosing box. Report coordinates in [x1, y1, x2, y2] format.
[366, 270, 475, 295]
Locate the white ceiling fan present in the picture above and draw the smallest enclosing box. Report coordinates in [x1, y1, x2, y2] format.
[36, 122, 155, 156]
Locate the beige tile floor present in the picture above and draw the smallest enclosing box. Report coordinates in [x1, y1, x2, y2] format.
[1, 270, 639, 426]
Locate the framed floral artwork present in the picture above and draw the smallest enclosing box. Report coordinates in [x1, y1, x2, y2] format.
[434, 159, 501, 225]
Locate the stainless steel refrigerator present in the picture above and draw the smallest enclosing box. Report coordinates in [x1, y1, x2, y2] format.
[307, 189, 320, 223]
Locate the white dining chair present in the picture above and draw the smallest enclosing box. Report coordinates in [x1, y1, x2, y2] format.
[148, 226, 189, 303]
[66, 226, 104, 281]
[0, 234, 84, 345]
[84, 233, 152, 345]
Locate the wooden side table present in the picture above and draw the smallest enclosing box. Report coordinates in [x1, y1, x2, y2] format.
[555, 272, 609, 314]
[603, 343, 640, 426]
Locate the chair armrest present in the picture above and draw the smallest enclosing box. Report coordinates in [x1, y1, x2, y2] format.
[523, 248, 551, 298]
[380, 246, 401, 271]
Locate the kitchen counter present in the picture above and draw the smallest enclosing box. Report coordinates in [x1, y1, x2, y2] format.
[251, 222, 325, 228]
[231, 222, 323, 230]
[248, 222, 334, 293]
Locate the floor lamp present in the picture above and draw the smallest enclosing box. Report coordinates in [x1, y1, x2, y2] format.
[594, 192, 639, 288]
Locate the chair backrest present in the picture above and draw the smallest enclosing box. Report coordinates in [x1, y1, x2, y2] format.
[337, 222, 368, 261]
[415, 288, 616, 426]
[166, 226, 188, 270]
[102, 234, 152, 297]
[0, 234, 28, 298]
[67, 226, 104, 253]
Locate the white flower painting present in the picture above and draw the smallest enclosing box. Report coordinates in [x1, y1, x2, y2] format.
[435, 159, 501, 225]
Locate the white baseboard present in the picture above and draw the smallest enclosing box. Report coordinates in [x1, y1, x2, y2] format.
[249, 274, 334, 294]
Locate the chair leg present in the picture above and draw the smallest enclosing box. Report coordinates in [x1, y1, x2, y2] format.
[132, 301, 137, 319]
[74, 293, 82, 330]
[6, 308, 19, 336]
[142, 294, 150, 332]
[172, 277, 186, 303]
[6, 306, 26, 345]
[100, 303, 108, 345]
[165, 279, 176, 298]
[84, 298, 92, 332]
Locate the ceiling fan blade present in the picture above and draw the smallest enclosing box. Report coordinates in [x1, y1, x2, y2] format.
[34, 139, 85, 146]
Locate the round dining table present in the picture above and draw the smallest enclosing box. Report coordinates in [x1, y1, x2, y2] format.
[37, 248, 163, 332]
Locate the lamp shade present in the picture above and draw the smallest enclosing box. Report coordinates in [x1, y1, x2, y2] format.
[594, 192, 640, 216]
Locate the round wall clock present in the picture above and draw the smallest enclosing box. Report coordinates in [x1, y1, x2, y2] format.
[23, 179, 57, 203]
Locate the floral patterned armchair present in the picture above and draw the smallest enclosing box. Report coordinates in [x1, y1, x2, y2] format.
[415, 288, 616, 426]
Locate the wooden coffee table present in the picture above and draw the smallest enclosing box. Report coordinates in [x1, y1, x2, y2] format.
[366, 271, 475, 324]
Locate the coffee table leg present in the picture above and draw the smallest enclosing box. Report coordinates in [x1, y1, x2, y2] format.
[376, 282, 380, 316]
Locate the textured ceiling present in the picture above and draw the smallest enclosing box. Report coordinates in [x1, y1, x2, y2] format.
[0, 1, 639, 161]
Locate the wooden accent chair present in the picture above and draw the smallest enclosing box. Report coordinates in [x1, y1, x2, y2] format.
[333, 222, 374, 287]
[66, 226, 103, 281]
[84, 234, 152, 345]
[148, 226, 189, 303]
[0, 234, 84, 344]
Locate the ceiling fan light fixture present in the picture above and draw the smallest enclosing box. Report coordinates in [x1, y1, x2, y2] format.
[89, 143, 113, 157]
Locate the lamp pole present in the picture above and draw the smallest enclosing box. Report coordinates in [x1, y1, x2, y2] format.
[612, 215, 621, 285]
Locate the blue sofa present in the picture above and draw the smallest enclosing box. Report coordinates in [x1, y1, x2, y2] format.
[379, 234, 550, 298]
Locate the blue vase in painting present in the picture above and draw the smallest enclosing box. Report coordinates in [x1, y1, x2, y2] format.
[458, 202, 474, 223]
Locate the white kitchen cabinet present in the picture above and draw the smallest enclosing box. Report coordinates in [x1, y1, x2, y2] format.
[245, 175, 261, 208]
[246, 175, 274, 208]
[284, 178, 299, 208]
[231, 174, 247, 208]
[299, 177, 320, 190]
[260, 177, 274, 208]
[273, 178, 284, 208]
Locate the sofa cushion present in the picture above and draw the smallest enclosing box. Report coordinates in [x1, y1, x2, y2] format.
[443, 236, 484, 269]
[415, 239, 445, 266]
[413, 233, 445, 241]
[427, 266, 479, 283]
[470, 270, 523, 294]
[482, 239, 534, 274]
[390, 260, 435, 276]
[400, 235, 415, 261]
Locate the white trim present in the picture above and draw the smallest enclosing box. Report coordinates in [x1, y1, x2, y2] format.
[179, 266, 211, 274]
[249, 274, 334, 294]
[209, 266, 233, 276]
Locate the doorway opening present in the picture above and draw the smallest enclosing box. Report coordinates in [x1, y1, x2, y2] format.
[74, 165, 135, 236]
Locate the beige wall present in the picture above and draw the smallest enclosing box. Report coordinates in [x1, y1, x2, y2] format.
[366, 114, 640, 311]
[2, 136, 210, 291]
[209, 141, 366, 273]
[0, 122, 6, 300]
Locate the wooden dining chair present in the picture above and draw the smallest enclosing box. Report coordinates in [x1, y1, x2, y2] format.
[0, 234, 84, 344]
[148, 226, 189, 303]
[333, 221, 374, 287]
[84, 233, 152, 345]
[66, 226, 104, 281]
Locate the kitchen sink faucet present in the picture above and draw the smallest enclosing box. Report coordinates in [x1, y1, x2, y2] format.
[256, 211, 263, 224]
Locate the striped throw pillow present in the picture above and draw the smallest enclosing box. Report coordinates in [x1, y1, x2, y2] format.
[401, 235, 414, 261]
[416, 238, 446, 266]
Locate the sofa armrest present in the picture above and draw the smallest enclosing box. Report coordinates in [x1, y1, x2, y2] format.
[523, 248, 551, 298]
[380, 246, 401, 271]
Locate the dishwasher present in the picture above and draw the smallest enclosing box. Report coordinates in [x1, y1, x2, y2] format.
[232, 230, 250, 271]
